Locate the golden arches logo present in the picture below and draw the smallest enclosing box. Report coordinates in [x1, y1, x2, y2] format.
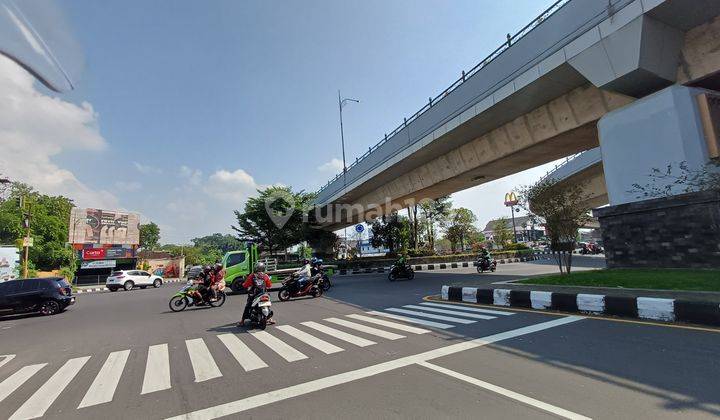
[504, 192, 518, 206]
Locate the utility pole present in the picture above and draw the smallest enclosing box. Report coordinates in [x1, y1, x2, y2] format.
[337, 90, 359, 254]
[20, 195, 31, 278]
[504, 192, 519, 243]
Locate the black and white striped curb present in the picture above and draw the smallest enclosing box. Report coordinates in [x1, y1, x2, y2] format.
[441, 285, 720, 327]
[335, 256, 542, 276]
[74, 279, 185, 294]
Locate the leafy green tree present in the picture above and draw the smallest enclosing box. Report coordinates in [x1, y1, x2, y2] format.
[492, 217, 513, 249]
[442, 208, 478, 252]
[232, 186, 312, 256]
[419, 196, 452, 252]
[0, 183, 74, 271]
[139, 222, 161, 250]
[302, 227, 339, 258]
[369, 213, 409, 256]
[191, 233, 242, 254]
[518, 177, 591, 274]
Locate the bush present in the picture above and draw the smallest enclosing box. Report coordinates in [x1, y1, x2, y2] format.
[503, 243, 529, 251]
[408, 248, 434, 257]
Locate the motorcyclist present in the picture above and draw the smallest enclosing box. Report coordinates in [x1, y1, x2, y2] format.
[310, 257, 323, 277]
[478, 247, 492, 268]
[194, 265, 213, 303]
[209, 263, 224, 301]
[293, 258, 312, 290]
[239, 262, 274, 326]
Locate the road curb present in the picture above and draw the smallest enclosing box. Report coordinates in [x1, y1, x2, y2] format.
[441, 285, 720, 327]
[74, 278, 186, 294]
[336, 256, 544, 276]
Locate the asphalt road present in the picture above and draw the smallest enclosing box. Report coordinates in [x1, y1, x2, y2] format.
[1, 257, 718, 419]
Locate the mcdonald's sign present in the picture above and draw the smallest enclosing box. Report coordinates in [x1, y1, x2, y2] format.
[504, 192, 518, 207]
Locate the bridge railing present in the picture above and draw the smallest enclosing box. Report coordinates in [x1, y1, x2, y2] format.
[318, 0, 573, 194]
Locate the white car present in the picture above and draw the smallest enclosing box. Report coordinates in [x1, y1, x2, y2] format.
[106, 270, 163, 292]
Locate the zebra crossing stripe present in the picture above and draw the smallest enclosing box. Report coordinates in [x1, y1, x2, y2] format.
[141, 344, 171, 394]
[402, 305, 496, 320]
[383, 308, 476, 324]
[252, 331, 308, 362]
[324, 318, 405, 340]
[0, 354, 15, 369]
[419, 301, 515, 316]
[0, 364, 46, 404]
[346, 314, 431, 334]
[366, 311, 454, 329]
[300, 321, 376, 347]
[276, 325, 344, 354]
[9, 356, 90, 420]
[186, 339, 222, 383]
[78, 350, 130, 408]
[217, 334, 268, 372]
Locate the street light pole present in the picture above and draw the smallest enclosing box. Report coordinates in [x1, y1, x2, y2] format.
[504, 192, 519, 244]
[337, 90, 359, 256]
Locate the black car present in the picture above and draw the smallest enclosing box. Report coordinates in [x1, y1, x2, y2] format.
[0, 277, 75, 316]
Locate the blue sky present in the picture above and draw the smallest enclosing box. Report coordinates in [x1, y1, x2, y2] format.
[2, 0, 560, 243]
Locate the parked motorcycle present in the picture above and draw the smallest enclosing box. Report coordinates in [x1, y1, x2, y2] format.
[168, 280, 226, 312]
[388, 263, 414, 281]
[277, 274, 322, 301]
[476, 257, 497, 273]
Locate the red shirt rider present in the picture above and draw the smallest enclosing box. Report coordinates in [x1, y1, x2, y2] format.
[242, 272, 272, 291]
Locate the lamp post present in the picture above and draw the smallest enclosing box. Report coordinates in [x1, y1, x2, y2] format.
[338, 90, 359, 253]
[504, 192, 519, 243]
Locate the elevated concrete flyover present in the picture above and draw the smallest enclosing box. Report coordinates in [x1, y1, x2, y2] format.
[540, 147, 607, 209]
[314, 0, 720, 231]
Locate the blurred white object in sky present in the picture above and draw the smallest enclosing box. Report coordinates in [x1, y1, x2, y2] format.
[0, 0, 82, 92]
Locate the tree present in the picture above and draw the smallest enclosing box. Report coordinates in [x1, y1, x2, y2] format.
[442, 208, 478, 252]
[369, 213, 409, 256]
[419, 196, 452, 252]
[0, 182, 74, 271]
[518, 177, 592, 274]
[302, 227, 339, 258]
[191, 234, 242, 254]
[232, 186, 312, 256]
[629, 160, 720, 199]
[492, 217, 513, 249]
[139, 222, 161, 250]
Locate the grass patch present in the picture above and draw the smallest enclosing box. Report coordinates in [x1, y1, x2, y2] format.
[520, 269, 720, 291]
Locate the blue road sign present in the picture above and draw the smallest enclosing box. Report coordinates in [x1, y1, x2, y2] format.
[355, 224, 364, 233]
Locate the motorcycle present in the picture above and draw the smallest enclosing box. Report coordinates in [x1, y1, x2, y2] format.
[476, 256, 497, 273]
[277, 274, 322, 301]
[388, 263, 414, 281]
[246, 290, 273, 330]
[313, 265, 332, 291]
[168, 280, 226, 312]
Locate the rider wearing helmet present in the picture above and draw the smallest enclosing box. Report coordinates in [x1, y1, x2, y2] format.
[239, 262, 274, 326]
[194, 265, 213, 303]
[209, 262, 224, 301]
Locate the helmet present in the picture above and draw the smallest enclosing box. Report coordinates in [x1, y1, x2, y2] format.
[302, 259, 310, 265]
[254, 262, 265, 273]
[214, 263, 223, 271]
[203, 265, 212, 272]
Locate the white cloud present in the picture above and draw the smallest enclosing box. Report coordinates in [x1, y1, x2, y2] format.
[0, 55, 118, 209]
[133, 161, 162, 174]
[114, 181, 142, 192]
[204, 168, 261, 203]
[179, 165, 202, 186]
[317, 158, 344, 173]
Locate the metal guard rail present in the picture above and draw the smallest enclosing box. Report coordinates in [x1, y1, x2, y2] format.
[318, 0, 572, 193]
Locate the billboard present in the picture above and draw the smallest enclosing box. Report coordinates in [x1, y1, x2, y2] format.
[81, 260, 117, 269]
[0, 246, 19, 282]
[69, 208, 140, 245]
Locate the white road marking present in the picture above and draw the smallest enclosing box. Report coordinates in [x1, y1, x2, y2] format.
[276, 325, 344, 354]
[186, 339, 222, 383]
[402, 305, 496, 320]
[418, 361, 592, 420]
[78, 350, 130, 408]
[366, 311, 454, 329]
[384, 308, 476, 324]
[419, 301, 515, 316]
[324, 318, 405, 340]
[251, 331, 308, 362]
[165, 316, 583, 420]
[300, 321, 376, 347]
[141, 344, 171, 394]
[217, 334, 268, 371]
[0, 364, 46, 403]
[9, 356, 90, 420]
[346, 314, 430, 334]
[0, 354, 15, 369]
